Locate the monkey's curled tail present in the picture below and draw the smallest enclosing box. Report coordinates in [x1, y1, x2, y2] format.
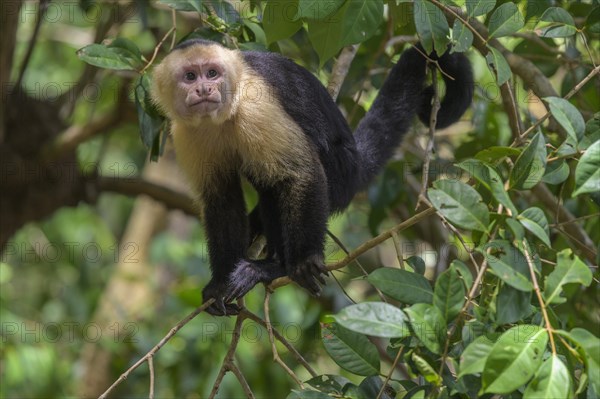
[354, 46, 474, 189]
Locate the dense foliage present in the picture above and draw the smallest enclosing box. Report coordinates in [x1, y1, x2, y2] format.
[1, 0, 598, 398]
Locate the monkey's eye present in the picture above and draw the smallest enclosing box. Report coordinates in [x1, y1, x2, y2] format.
[184, 71, 197, 82]
[207, 69, 219, 79]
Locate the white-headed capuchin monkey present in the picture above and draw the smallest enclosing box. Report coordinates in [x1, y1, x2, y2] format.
[151, 39, 473, 315]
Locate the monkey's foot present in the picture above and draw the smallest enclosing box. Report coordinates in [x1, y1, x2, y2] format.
[202, 280, 241, 316]
[287, 254, 329, 297]
[227, 259, 286, 301]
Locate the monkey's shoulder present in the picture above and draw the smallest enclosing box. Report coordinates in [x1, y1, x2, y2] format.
[241, 51, 354, 154]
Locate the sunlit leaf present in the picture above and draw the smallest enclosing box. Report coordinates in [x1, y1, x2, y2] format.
[523, 355, 572, 399]
[518, 207, 551, 246]
[486, 46, 511, 85]
[321, 323, 379, 376]
[405, 304, 446, 354]
[428, 179, 490, 232]
[414, 0, 450, 55]
[488, 2, 524, 38]
[459, 334, 499, 377]
[480, 240, 532, 292]
[573, 139, 600, 197]
[544, 249, 593, 304]
[536, 7, 577, 37]
[509, 132, 547, 190]
[482, 325, 548, 394]
[368, 268, 433, 304]
[335, 303, 410, 338]
[545, 97, 585, 142]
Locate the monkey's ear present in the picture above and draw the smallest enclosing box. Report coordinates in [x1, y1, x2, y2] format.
[149, 61, 171, 114]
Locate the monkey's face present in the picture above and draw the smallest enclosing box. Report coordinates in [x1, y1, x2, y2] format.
[178, 62, 224, 115]
[151, 44, 241, 126]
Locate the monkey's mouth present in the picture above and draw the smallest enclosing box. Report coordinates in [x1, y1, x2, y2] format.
[188, 99, 220, 107]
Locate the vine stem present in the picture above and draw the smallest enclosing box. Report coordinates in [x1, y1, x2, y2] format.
[522, 239, 557, 355]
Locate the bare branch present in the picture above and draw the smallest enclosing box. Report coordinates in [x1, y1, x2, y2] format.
[416, 64, 441, 210]
[328, 45, 360, 101]
[97, 176, 197, 217]
[269, 207, 437, 290]
[98, 299, 215, 399]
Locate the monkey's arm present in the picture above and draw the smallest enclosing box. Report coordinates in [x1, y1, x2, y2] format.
[201, 172, 249, 315]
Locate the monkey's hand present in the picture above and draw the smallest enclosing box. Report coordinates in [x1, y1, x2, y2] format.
[287, 254, 329, 296]
[227, 259, 286, 301]
[202, 279, 241, 316]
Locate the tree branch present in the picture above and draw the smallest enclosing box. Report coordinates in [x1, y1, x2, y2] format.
[97, 176, 197, 217]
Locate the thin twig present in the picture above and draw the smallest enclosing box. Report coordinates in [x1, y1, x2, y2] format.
[522, 239, 556, 354]
[269, 208, 437, 290]
[416, 63, 441, 210]
[376, 346, 404, 399]
[263, 290, 304, 387]
[148, 356, 155, 399]
[241, 310, 318, 377]
[15, 0, 49, 89]
[98, 299, 215, 399]
[209, 312, 247, 398]
[141, 27, 177, 74]
[228, 362, 256, 399]
[328, 45, 360, 101]
[513, 65, 600, 145]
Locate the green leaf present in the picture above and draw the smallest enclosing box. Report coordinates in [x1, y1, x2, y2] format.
[509, 132, 547, 190]
[488, 2, 524, 38]
[544, 249, 593, 304]
[412, 353, 442, 385]
[452, 19, 474, 53]
[480, 240, 533, 292]
[263, 0, 303, 44]
[496, 285, 532, 325]
[335, 303, 410, 338]
[305, 375, 351, 394]
[523, 355, 572, 399]
[368, 268, 433, 304]
[518, 207, 551, 246]
[458, 334, 499, 377]
[321, 323, 379, 376]
[428, 179, 490, 232]
[434, 265, 466, 322]
[414, 0, 450, 55]
[573, 139, 600, 197]
[569, 328, 600, 396]
[287, 390, 332, 399]
[486, 46, 511, 85]
[482, 325, 548, 394]
[405, 303, 446, 354]
[506, 217, 525, 241]
[475, 146, 521, 163]
[536, 7, 577, 38]
[295, 0, 345, 20]
[457, 159, 517, 215]
[307, 0, 383, 65]
[545, 97, 586, 142]
[108, 38, 143, 69]
[451, 259, 474, 289]
[406, 256, 426, 275]
[77, 44, 136, 70]
[134, 75, 165, 159]
[466, 0, 496, 17]
[542, 160, 569, 185]
[586, 6, 600, 35]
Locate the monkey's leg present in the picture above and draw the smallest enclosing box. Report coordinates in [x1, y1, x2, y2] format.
[278, 173, 331, 295]
[202, 173, 249, 316]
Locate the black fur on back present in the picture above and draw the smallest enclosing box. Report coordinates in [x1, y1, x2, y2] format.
[174, 40, 473, 212]
[244, 47, 473, 209]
